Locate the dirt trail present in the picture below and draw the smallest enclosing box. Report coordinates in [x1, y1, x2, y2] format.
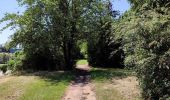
[62, 65, 96, 100]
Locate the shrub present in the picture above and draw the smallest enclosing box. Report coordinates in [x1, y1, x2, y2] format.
[137, 53, 170, 99]
[117, 8, 170, 99]
[0, 64, 8, 73]
[124, 55, 136, 69]
[0, 53, 11, 64]
[7, 51, 25, 71]
[7, 60, 15, 70]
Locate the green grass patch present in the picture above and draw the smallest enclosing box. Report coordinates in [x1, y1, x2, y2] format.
[91, 68, 134, 82]
[0, 76, 28, 100]
[0, 71, 73, 100]
[94, 82, 123, 100]
[20, 72, 73, 100]
[91, 68, 139, 100]
[76, 59, 88, 65]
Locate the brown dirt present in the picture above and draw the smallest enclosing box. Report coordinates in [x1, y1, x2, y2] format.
[62, 65, 96, 100]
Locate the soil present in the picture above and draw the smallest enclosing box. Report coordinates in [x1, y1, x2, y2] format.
[62, 64, 96, 100]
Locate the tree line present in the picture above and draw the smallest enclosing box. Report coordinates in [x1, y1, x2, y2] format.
[0, 0, 123, 70]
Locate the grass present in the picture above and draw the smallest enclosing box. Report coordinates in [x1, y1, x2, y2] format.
[91, 68, 133, 82]
[0, 65, 141, 100]
[76, 59, 88, 65]
[0, 71, 73, 100]
[91, 68, 140, 100]
[94, 82, 123, 100]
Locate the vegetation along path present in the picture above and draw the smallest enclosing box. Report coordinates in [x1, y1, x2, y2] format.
[63, 64, 96, 100]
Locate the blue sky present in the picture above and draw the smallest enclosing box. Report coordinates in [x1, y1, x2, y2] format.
[0, 0, 130, 44]
[113, 0, 131, 14]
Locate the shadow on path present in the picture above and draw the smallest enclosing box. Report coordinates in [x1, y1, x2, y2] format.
[63, 65, 96, 100]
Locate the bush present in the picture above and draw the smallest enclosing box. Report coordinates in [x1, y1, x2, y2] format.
[7, 60, 15, 70]
[7, 51, 25, 71]
[124, 55, 136, 69]
[135, 19, 170, 99]
[0, 64, 8, 73]
[0, 53, 11, 64]
[137, 53, 170, 99]
[117, 8, 170, 99]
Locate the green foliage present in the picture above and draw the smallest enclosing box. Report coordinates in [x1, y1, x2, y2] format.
[116, 1, 170, 99]
[78, 41, 88, 59]
[0, 53, 12, 72]
[1, 0, 118, 71]
[87, 1, 124, 68]
[7, 60, 15, 69]
[128, 0, 170, 11]
[88, 21, 124, 68]
[137, 53, 170, 99]
[0, 53, 11, 64]
[0, 64, 8, 73]
[7, 51, 25, 71]
[2, 0, 169, 99]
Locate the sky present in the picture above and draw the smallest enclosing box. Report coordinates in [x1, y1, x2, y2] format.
[0, 0, 131, 44]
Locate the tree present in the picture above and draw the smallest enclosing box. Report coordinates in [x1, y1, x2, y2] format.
[87, 1, 123, 68]
[0, 0, 118, 70]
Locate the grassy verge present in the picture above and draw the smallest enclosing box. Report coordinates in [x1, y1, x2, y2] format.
[0, 71, 73, 100]
[94, 82, 123, 100]
[91, 68, 141, 100]
[91, 68, 133, 81]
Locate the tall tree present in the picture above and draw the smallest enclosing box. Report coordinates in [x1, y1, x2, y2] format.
[87, 0, 123, 68]
[0, 0, 116, 70]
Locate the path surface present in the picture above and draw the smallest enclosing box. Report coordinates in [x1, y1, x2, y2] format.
[62, 65, 96, 100]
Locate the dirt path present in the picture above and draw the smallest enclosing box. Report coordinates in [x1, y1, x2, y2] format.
[62, 65, 96, 100]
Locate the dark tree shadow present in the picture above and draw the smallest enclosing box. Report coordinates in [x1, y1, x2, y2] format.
[16, 71, 74, 86]
[12, 67, 133, 85]
[90, 68, 133, 81]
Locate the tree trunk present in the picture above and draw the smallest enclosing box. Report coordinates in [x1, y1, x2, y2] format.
[63, 41, 73, 70]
